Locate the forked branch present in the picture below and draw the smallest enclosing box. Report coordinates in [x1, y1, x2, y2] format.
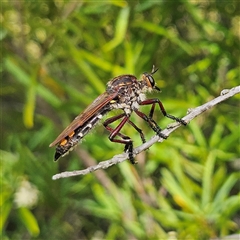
[52, 86, 240, 180]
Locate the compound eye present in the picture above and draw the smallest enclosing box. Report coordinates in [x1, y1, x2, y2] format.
[147, 75, 155, 87]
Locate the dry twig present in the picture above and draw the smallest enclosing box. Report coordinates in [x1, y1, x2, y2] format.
[52, 86, 240, 180]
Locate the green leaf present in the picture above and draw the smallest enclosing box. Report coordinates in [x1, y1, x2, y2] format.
[5, 58, 61, 107]
[0, 201, 12, 232]
[201, 151, 216, 208]
[103, 7, 130, 52]
[188, 121, 207, 148]
[209, 122, 224, 148]
[213, 173, 239, 206]
[66, 43, 106, 93]
[23, 77, 36, 128]
[17, 207, 40, 237]
[135, 21, 194, 55]
[161, 169, 201, 213]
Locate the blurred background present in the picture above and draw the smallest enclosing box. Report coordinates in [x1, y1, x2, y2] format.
[2, 1, 240, 239]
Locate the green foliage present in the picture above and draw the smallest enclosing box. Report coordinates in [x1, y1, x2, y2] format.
[2, 1, 239, 239]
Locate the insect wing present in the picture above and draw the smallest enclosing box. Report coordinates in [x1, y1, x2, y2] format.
[49, 91, 118, 147]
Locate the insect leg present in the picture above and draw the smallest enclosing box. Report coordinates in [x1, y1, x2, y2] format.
[134, 109, 167, 139]
[103, 114, 146, 144]
[127, 119, 146, 144]
[103, 114, 136, 164]
[140, 98, 187, 125]
[103, 113, 128, 138]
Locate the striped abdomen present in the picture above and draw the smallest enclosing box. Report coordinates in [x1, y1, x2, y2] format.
[54, 109, 109, 161]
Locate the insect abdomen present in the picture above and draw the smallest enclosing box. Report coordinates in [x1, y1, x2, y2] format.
[54, 111, 108, 161]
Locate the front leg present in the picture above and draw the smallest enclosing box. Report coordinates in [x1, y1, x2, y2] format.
[140, 98, 187, 125]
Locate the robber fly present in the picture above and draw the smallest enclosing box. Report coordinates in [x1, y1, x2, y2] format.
[49, 66, 186, 164]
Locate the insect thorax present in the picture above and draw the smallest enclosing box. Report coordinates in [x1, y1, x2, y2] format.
[107, 75, 148, 115]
